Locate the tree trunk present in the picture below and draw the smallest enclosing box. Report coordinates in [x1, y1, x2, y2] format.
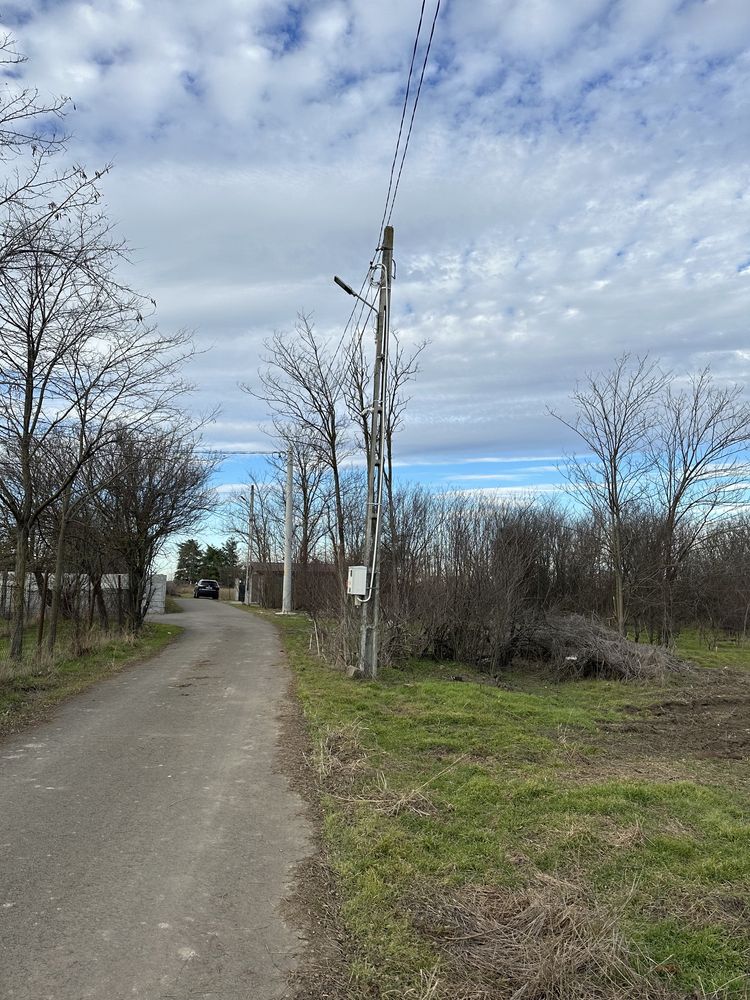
[660, 558, 677, 647]
[127, 560, 150, 633]
[47, 492, 71, 653]
[88, 577, 97, 629]
[94, 579, 109, 630]
[331, 463, 347, 601]
[611, 518, 626, 636]
[127, 570, 141, 632]
[659, 530, 676, 647]
[10, 523, 30, 660]
[36, 572, 49, 649]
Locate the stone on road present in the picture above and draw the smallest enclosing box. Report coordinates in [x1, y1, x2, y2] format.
[0, 600, 313, 1000]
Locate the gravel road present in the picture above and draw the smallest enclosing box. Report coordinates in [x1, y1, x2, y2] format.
[0, 599, 313, 1000]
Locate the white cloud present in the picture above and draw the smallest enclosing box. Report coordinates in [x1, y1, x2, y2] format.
[213, 482, 247, 495]
[5, 0, 750, 477]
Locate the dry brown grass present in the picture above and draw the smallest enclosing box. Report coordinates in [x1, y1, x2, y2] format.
[334, 769, 438, 818]
[307, 720, 372, 785]
[326, 750, 468, 819]
[642, 887, 750, 936]
[411, 875, 681, 1000]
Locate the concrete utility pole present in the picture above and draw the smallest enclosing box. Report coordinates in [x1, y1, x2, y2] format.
[241, 486, 255, 605]
[359, 225, 394, 679]
[281, 446, 293, 613]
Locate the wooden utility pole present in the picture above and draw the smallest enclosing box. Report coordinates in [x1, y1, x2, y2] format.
[359, 226, 394, 679]
[242, 485, 255, 605]
[281, 446, 294, 613]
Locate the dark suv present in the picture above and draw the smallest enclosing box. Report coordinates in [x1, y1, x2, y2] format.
[193, 579, 220, 599]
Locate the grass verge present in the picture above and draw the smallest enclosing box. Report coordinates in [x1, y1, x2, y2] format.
[246, 606, 750, 999]
[0, 623, 181, 740]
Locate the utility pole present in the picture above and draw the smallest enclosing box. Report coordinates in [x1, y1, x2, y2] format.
[281, 445, 293, 613]
[359, 225, 394, 679]
[241, 485, 255, 605]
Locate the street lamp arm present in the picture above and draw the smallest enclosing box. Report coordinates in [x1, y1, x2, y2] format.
[333, 275, 378, 315]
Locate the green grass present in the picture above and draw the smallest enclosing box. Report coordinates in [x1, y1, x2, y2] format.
[0, 623, 181, 738]
[675, 630, 750, 671]
[164, 595, 184, 613]
[256, 608, 750, 999]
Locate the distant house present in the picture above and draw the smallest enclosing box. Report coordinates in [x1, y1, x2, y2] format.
[237, 561, 338, 609]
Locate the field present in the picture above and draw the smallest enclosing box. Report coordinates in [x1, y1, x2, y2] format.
[258, 609, 750, 999]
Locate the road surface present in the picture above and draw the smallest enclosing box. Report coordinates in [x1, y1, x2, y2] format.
[0, 599, 313, 1000]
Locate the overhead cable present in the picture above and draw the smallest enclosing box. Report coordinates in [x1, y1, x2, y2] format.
[375, 0, 428, 245]
[386, 0, 441, 228]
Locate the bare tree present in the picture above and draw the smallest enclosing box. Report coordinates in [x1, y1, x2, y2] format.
[650, 369, 750, 643]
[247, 316, 351, 593]
[94, 426, 217, 632]
[0, 200, 194, 657]
[0, 32, 124, 280]
[687, 516, 750, 643]
[0, 33, 68, 208]
[345, 331, 426, 612]
[551, 355, 668, 634]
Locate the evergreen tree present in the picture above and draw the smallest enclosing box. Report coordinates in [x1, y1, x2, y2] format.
[175, 539, 203, 583]
[222, 537, 241, 580]
[200, 544, 226, 582]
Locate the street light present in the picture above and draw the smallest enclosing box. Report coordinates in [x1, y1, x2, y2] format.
[334, 275, 379, 315]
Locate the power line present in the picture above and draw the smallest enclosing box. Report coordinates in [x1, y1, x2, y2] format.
[375, 0, 428, 246]
[198, 449, 281, 457]
[331, 3, 440, 369]
[386, 0, 441, 227]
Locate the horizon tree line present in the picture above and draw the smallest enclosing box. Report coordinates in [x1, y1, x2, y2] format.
[231, 333, 750, 668]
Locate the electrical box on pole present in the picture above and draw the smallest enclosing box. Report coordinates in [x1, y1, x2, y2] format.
[347, 565, 368, 598]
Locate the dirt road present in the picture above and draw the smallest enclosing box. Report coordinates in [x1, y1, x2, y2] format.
[0, 600, 312, 999]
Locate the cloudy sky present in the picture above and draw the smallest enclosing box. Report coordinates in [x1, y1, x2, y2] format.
[6, 0, 750, 502]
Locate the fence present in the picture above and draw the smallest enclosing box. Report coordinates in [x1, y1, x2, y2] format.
[0, 573, 167, 621]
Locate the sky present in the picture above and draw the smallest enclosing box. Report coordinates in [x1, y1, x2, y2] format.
[5, 0, 750, 552]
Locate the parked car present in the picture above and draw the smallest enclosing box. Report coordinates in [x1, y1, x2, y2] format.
[193, 579, 220, 599]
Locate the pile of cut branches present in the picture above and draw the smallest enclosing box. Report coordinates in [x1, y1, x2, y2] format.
[518, 613, 685, 680]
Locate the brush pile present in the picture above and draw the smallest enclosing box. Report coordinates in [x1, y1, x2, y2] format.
[517, 613, 685, 680]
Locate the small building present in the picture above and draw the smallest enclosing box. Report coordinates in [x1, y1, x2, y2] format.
[236, 561, 339, 609]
